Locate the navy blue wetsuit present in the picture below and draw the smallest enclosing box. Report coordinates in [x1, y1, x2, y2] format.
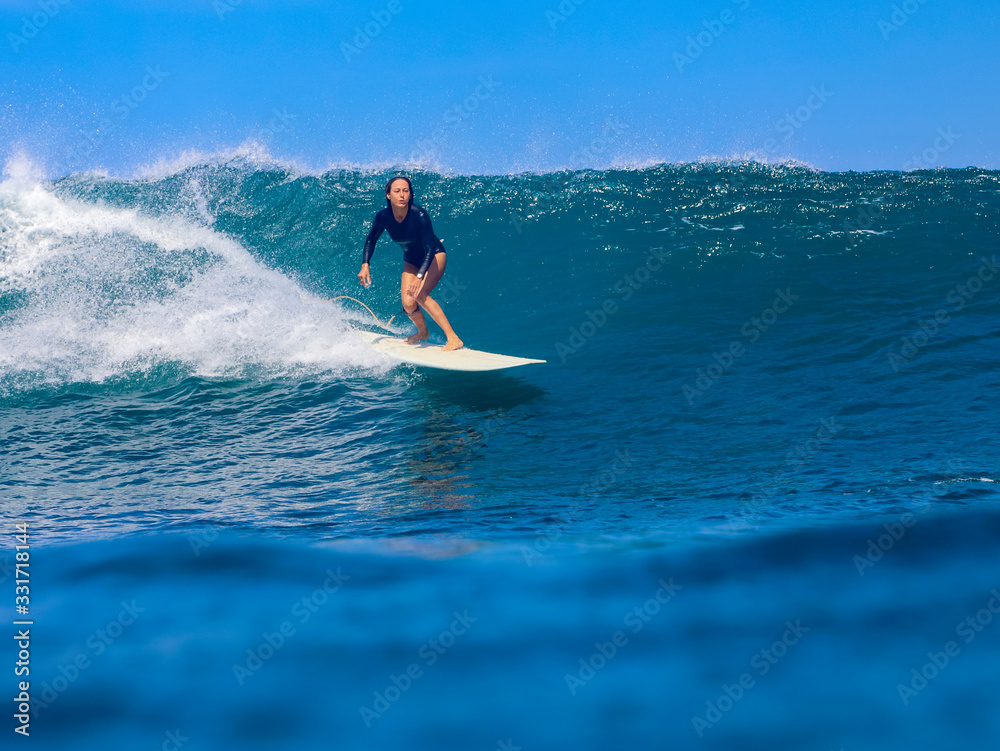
[362, 205, 445, 279]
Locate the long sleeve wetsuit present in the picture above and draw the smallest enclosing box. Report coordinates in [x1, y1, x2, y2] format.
[361, 204, 445, 278]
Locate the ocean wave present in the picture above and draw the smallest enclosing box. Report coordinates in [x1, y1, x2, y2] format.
[3, 154, 998, 395]
[0, 159, 391, 392]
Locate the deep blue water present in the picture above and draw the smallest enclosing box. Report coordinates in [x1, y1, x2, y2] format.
[1, 159, 999, 748]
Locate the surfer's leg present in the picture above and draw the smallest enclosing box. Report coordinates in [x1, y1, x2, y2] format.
[415, 254, 463, 351]
[400, 265, 429, 344]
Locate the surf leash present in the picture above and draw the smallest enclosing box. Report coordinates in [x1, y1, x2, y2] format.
[304, 295, 398, 331]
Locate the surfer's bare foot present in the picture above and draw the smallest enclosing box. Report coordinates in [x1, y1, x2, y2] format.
[442, 337, 464, 352]
[405, 331, 430, 344]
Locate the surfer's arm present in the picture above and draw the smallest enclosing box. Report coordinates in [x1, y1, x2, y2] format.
[361, 217, 384, 266]
[415, 210, 436, 279]
[359, 216, 384, 287]
[416, 254, 433, 280]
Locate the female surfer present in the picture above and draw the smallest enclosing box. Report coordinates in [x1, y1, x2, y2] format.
[357, 176, 464, 351]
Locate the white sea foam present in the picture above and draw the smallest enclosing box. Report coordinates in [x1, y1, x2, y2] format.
[131, 141, 306, 182]
[0, 158, 391, 388]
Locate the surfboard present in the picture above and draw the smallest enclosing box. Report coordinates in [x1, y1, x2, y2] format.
[357, 330, 546, 371]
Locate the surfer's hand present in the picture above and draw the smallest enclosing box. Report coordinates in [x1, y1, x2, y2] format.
[406, 277, 422, 299]
[358, 265, 371, 288]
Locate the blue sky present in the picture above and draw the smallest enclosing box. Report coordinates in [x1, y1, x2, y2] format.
[1, 0, 997, 176]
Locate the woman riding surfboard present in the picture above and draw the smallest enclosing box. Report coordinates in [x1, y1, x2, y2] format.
[357, 176, 464, 351]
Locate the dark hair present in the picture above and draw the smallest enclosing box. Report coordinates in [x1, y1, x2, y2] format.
[385, 176, 413, 207]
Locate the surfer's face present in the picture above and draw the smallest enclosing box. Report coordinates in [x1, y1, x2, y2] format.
[388, 180, 410, 209]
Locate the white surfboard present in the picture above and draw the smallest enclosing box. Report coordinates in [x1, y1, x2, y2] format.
[357, 330, 546, 371]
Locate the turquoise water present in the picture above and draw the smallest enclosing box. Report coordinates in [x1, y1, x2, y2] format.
[2, 159, 999, 748]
